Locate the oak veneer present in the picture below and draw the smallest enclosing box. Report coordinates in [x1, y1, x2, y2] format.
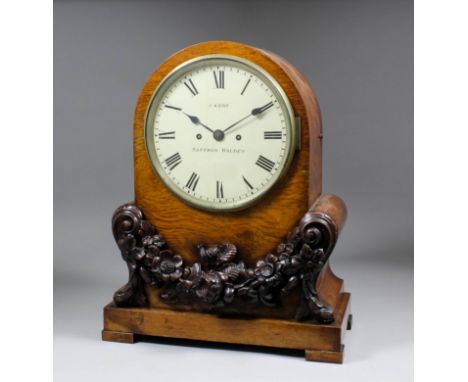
[103, 292, 351, 363]
[133, 41, 321, 264]
[103, 41, 352, 363]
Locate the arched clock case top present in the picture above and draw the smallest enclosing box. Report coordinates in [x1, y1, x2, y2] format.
[102, 41, 352, 363]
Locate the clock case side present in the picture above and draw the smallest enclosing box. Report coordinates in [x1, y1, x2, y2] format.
[262, 49, 346, 309]
[260, 48, 323, 206]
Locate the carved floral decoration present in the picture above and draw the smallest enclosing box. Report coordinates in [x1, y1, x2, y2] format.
[112, 203, 338, 324]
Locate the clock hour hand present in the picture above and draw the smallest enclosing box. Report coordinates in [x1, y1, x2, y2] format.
[183, 112, 215, 133]
[223, 101, 274, 134]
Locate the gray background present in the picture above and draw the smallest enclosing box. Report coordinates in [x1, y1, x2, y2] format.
[54, 0, 413, 380]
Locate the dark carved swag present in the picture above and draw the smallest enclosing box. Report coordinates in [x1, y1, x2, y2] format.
[112, 203, 339, 324]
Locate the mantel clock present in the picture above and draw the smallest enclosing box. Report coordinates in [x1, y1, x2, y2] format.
[102, 41, 352, 363]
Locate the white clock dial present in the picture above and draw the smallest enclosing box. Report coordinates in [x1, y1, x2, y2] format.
[145, 55, 297, 211]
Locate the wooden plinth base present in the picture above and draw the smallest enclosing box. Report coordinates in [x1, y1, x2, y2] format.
[103, 292, 351, 363]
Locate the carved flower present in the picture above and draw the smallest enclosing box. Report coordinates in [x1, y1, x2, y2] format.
[131, 246, 146, 261]
[142, 234, 166, 254]
[280, 253, 303, 276]
[117, 234, 137, 257]
[255, 254, 278, 278]
[153, 250, 184, 282]
[277, 242, 294, 256]
[194, 271, 224, 304]
[180, 262, 203, 289]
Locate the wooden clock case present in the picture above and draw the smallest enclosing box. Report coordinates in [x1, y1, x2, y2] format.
[102, 41, 352, 363]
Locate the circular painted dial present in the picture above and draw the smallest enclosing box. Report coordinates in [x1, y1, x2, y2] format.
[145, 56, 296, 211]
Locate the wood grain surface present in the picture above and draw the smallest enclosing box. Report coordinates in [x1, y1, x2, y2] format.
[104, 42, 352, 362]
[103, 292, 350, 363]
[142, 193, 348, 318]
[133, 41, 322, 264]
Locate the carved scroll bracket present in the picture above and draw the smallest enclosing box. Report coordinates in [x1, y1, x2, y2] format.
[111, 195, 345, 324]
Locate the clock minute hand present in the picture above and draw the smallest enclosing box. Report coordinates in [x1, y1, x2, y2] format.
[183, 112, 215, 133]
[222, 113, 252, 134]
[222, 101, 274, 134]
[251, 101, 274, 116]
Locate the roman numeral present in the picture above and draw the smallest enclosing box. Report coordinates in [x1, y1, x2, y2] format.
[264, 131, 282, 139]
[241, 79, 251, 95]
[242, 176, 254, 190]
[213, 70, 224, 88]
[158, 131, 175, 139]
[184, 79, 199, 96]
[216, 181, 224, 198]
[185, 172, 200, 191]
[164, 105, 181, 111]
[256, 155, 275, 172]
[164, 152, 182, 170]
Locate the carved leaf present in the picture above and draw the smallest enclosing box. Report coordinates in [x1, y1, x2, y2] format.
[218, 244, 237, 263]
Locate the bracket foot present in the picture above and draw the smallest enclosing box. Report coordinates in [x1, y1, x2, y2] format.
[305, 345, 344, 363]
[102, 329, 135, 344]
